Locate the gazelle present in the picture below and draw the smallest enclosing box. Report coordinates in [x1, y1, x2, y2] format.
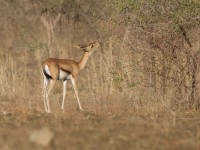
[41, 41, 100, 113]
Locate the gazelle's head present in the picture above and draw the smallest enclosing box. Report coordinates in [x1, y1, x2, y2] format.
[78, 41, 100, 55]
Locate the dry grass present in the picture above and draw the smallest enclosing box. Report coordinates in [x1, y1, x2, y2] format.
[1, 47, 200, 150]
[1, 48, 196, 150]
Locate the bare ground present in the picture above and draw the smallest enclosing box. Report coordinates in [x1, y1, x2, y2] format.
[0, 102, 200, 150]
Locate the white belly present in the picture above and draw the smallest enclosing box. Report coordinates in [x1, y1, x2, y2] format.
[59, 70, 70, 80]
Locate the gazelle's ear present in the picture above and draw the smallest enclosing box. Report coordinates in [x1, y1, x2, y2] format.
[75, 44, 87, 49]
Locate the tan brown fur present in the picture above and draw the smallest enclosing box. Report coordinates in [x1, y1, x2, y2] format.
[41, 58, 79, 79]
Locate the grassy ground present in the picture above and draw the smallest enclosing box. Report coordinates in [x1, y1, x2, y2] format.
[0, 101, 200, 150]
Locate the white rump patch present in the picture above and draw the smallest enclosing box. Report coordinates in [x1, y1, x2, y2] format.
[44, 65, 51, 76]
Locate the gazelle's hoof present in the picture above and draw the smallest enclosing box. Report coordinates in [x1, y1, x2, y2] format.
[61, 108, 65, 113]
[79, 107, 84, 111]
[76, 106, 84, 111]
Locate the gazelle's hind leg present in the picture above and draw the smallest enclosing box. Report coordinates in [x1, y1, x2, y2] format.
[61, 80, 67, 110]
[41, 67, 49, 113]
[42, 76, 49, 112]
[71, 76, 83, 111]
[46, 79, 56, 113]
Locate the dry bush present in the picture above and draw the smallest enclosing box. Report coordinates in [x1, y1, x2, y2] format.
[0, 0, 200, 115]
[88, 0, 200, 110]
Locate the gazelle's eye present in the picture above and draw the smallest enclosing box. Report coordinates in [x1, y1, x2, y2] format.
[91, 45, 94, 48]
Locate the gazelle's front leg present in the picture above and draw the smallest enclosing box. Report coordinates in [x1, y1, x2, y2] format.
[71, 76, 83, 111]
[61, 80, 67, 110]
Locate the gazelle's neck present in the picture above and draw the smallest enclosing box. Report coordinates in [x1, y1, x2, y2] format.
[78, 52, 90, 70]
